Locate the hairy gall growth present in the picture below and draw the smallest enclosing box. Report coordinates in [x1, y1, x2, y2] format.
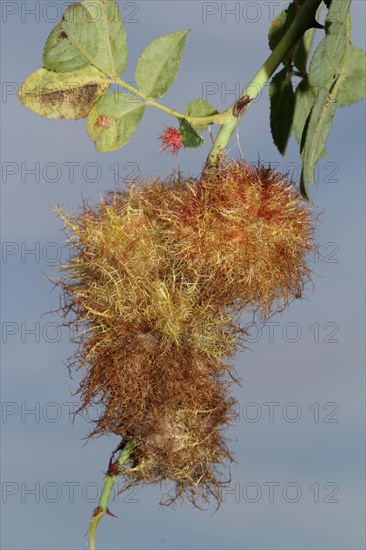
[56, 161, 315, 506]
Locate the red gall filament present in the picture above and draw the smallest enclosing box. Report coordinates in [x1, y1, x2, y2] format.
[159, 127, 184, 154]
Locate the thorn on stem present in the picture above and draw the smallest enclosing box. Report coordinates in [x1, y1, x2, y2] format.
[293, 0, 302, 13]
[293, 1, 324, 29]
[106, 508, 118, 518]
[232, 96, 252, 117]
[306, 15, 324, 30]
[111, 439, 126, 458]
[106, 459, 120, 476]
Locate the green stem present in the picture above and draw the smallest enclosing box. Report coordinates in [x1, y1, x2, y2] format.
[114, 76, 232, 126]
[205, 0, 323, 169]
[88, 440, 134, 550]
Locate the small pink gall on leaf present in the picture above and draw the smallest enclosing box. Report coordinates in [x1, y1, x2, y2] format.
[95, 115, 112, 127]
[159, 126, 184, 154]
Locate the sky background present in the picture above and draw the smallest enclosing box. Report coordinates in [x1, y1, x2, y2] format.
[1, 1, 365, 549]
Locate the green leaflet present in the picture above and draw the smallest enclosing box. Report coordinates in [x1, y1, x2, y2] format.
[300, 0, 352, 199]
[311, 0, 352, 81]
[308, 33, 349, 90]
[43, 22, 91, 72]
[268, 4, 296, 52]
[135, 30, 189, 98]
[293, 27, 316, 74]
[83, 0, 128, 75]
[269, 67, 295, 156]
[268, 3, 318, 158]
[293, 2, 323, 74]
[53, 3, 98, 71]
[44, 0, 127, 75]
[300, 85, 337, 194]
[337, 47, 366, 107]
[184, 99, 218, 131]
[268, 1, 318, 71]
[87, 92, 145, 152]
[292, 78, 314, 145]
[18, 66, 110, 119]
[59, 0, 128, 77]
[179, 119, 204, 148]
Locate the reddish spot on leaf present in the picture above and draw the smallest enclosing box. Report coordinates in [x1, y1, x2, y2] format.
[96, 115, 112, 127]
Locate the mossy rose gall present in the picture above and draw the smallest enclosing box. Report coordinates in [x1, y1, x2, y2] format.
[56, 161, 315, 507]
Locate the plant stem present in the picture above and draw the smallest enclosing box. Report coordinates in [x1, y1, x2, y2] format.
[205, 0, 323, 169]
[114, 76, 232, 126]
[88, 440, 134, 550]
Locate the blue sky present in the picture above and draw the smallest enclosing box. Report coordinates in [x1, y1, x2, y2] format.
[1, 1, 365, 549]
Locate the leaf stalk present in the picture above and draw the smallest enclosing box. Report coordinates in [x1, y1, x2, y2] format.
[114, 76, 232, 125]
